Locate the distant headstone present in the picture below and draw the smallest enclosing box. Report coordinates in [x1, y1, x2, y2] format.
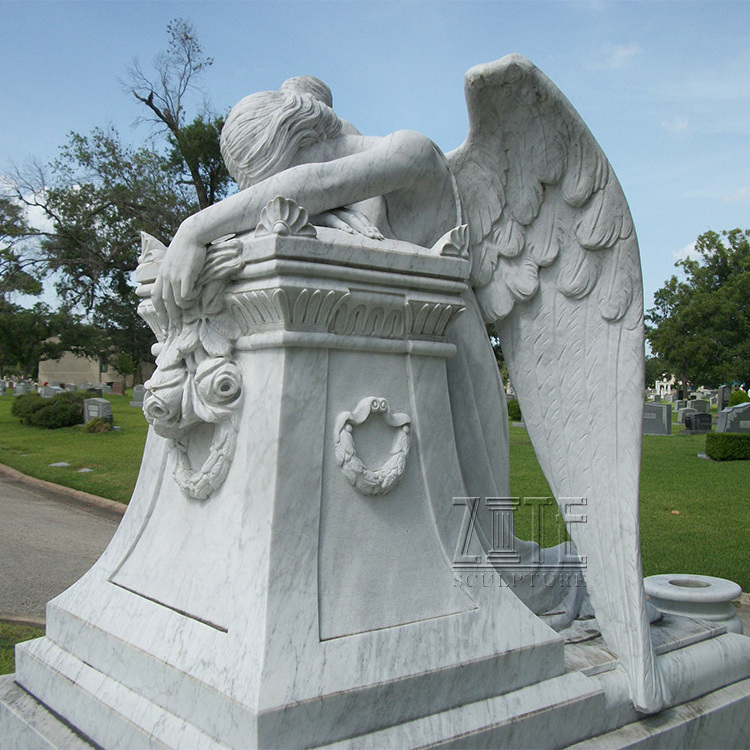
[65, 384, 78, 393]
[98, 383, 112, 394]
[718, 385, 732, 411]
[40, 385, 64, 398]
[86, 388, 103, 398]
[677, 407, 696, 425]
[684, 412, 711, 433]
[130, 384, 145, 407]
[84, 398, 113, 425]
[111, 382, 126, 395]
[675, 400, 687, 410]
[13, 382, 29, 396]
[710, 396, 718, 406]
[0, 382, 6, 396]
[691, 399, 710, 414]
[716, 402, 750, 434]
[642, 402, 671, 436]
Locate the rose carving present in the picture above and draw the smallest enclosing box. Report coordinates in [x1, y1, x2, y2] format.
[192, 358, 243, 423]
[138, 228, 249, 501]
[143, 367, 193, 439]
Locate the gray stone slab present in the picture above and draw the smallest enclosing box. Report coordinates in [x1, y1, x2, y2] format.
[716, 402, 750, 433]
[684, 412, 711, 433]
[129, 384, 145, 407]
[677, 407, 696, 425]
[83, 398, 113, 424]
[642, 402, 671, 435]
[718, 384, 732, 411]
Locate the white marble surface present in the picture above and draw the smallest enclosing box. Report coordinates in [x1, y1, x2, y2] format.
[645, 574, 743, 633]
[12, 232, 563, 749]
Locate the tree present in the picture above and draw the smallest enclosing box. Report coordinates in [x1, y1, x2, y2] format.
[644, 354, 668, 389]
[0, 301, 61, 379]
[93, 290, 154, 384]
[127, 18, 231, 209]
[646, 229, 750, 388]
[0, 195, 42, 299]
[2, 18, 229, 378]
[10, 129, 194, 310]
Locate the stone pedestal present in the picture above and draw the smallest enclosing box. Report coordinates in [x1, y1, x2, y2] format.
[3, 231, 750, 749]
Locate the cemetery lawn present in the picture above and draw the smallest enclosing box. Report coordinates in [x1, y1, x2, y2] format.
[0, 394, 148, 504]
[509, 425, 750, 592]
[0, 622, 45, 676]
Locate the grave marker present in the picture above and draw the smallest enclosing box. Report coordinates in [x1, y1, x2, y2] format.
[84, 398, 113, 425]
[642, 402, 671, 435]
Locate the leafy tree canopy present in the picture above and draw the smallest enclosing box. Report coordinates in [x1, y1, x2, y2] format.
[646, 229, 750, 388]
[0, 195, 42, 298]
[2, 18, 230, 381]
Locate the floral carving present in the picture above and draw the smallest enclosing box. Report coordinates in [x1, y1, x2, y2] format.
[333, 397, 411, 496]
[139, 233, 246, 501]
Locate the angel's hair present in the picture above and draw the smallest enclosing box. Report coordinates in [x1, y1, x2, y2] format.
[220, 76, 342, 190]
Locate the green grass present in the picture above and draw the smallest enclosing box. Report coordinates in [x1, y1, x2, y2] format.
[0, 393, 148, 504]
[0, 622, 45, 676]
[509, 422, 750, 591]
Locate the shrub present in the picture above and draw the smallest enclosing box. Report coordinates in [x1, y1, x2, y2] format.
[85, 417, 113, 433]
[11, 392, 46, 424]
[12, 391, 85, 429]
[728, 389, 750, 407]
[705, 432, 750, 461]
[507, 398, 522, 422]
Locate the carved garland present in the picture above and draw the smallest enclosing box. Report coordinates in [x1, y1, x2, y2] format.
[138, 196, 316, 501]
[333, 397, 411, 496]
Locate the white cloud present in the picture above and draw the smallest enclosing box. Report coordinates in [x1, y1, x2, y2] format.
[24, 201, 54, 234]
[721, 186, 750, 203]
[672, 241, 700, 262]
[661, 116, 689, 133]
[589, 43, 642, 71]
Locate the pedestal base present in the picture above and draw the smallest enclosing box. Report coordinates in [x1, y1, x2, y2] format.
[4, 618, 750, 749]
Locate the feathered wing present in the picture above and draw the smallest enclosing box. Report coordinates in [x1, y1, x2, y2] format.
[447, 55, 668, 713]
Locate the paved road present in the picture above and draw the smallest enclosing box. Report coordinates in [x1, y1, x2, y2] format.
[0, 475, 121, 624]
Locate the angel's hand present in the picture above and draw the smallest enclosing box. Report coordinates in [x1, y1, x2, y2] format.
[311, 207, 384, 240]
[152, 218, 207, 329]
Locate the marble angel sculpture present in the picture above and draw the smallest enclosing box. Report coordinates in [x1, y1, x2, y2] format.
[152, 57, 668, 713]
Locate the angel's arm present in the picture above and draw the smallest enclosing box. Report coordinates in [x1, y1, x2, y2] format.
[156, 130, 443, 314]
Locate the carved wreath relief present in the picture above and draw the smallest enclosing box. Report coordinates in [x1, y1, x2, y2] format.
[334, 397, 411, 496]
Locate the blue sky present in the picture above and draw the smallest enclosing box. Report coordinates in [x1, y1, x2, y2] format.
[2, 1, 749, 310]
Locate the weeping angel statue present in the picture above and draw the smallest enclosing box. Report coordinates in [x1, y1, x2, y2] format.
[152, 55, 667, 713]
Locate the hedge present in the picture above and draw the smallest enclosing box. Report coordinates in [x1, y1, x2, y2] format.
[507, 398, 522, 422]
[705, 432, 750, 461]
[11, 391, 85, 429]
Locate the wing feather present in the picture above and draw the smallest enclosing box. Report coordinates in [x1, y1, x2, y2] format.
[447, 54, 668, 712]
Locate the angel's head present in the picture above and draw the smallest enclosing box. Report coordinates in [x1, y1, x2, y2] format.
[220, 76, 343, 190]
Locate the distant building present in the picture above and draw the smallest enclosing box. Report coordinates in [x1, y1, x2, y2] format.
[37, 351, 153, 387]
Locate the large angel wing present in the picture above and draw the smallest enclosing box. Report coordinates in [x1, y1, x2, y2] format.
[446, 55, 668, 713]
